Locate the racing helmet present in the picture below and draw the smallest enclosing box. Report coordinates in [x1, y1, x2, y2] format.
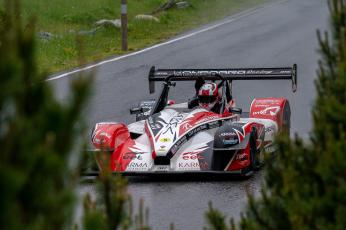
[198, 82, 219, 111]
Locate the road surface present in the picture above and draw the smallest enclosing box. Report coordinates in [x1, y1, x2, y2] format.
[51, 0, 329, 229]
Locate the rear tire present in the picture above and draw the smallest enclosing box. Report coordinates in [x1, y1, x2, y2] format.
[282, 101, 291, 136]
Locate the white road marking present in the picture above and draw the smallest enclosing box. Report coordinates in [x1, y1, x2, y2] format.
[47, 0, 287, 81]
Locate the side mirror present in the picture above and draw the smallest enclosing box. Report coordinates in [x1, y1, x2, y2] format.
[130, 107, 144, 115]
[229, 107, 242, 114]
[130, 107, 150, 115]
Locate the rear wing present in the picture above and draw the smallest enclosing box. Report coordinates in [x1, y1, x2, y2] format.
[148, 64, 297, 93]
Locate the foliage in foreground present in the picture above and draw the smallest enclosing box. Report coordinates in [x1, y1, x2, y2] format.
[82, 152, 150, 230]
[0, 1, 151, 230]
[0, 1, 91, 229]
[205, 0, 346, 229]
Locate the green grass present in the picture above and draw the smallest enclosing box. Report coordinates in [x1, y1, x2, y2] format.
[13, 0, 271, 73]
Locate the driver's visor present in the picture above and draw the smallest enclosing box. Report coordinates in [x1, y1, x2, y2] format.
[198, 95, 217, 104]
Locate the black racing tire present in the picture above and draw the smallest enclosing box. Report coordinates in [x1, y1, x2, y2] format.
[282, 101, 291, 136]
[250, 128, 260, 171]
[211, 149, 236, 171]
[239, 130, 258, 178]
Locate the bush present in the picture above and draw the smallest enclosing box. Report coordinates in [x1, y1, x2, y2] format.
[205, 0, 346, 229]
[0, 1, 91, 229]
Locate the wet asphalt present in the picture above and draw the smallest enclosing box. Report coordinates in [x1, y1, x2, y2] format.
[51, 0, 329, 229]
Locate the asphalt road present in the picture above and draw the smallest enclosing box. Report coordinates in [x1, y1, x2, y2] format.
[51, 0, 329, 229]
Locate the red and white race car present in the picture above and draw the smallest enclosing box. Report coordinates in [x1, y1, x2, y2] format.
[89, 65, 297, 177]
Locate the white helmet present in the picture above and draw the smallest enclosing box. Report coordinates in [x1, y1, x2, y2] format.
[198, 83, 219, 111]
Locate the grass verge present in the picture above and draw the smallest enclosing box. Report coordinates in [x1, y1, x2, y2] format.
[15, 0, 272, 73]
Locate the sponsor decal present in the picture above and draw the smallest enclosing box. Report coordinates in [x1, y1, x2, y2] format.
[252, 106, 280, 116]
[172, 70, 278, 77]
[171, 136, 187, 154]
[182, 151, 204, 160]
[123, 152, 144, 160]
[186, 124, 207, 138]
[153, 165, 170, 171]
[254, 99, 282, 105]
[235, 152, 248, 161]
[159, 137, 171, 143]
[254, 104, 271, 108]
[128, 162, 148, 169]
[157, 72, 167, 76]
[178, 162, 209, 170]
[170, 145, 179, 155]
[195, 115, 220, 124]
[175, 136, 187, 146]
[220, 132, 237, 137]
[246, 70, 277, 74]
[174, 70, 245, 76]
[220, 131, 239, 145]
[223, 139, 238, 145]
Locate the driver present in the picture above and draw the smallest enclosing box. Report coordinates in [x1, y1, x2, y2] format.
[198, 82, 221, 113]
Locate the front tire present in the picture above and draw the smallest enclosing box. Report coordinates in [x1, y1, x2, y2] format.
[211, 150, 236, 171]
[250, 128, 261, 171]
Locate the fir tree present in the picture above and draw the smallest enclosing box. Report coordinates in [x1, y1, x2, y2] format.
[82, 151, 150, 230]
[0, 1, 150, 229]
[205, 0, 346, 229]
[0, 0, 91, 229]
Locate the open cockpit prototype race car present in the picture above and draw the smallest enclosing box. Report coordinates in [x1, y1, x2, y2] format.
[89, 65, 297, 177]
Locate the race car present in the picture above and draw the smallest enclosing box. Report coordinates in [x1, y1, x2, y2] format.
[89, 65, 297, 177]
